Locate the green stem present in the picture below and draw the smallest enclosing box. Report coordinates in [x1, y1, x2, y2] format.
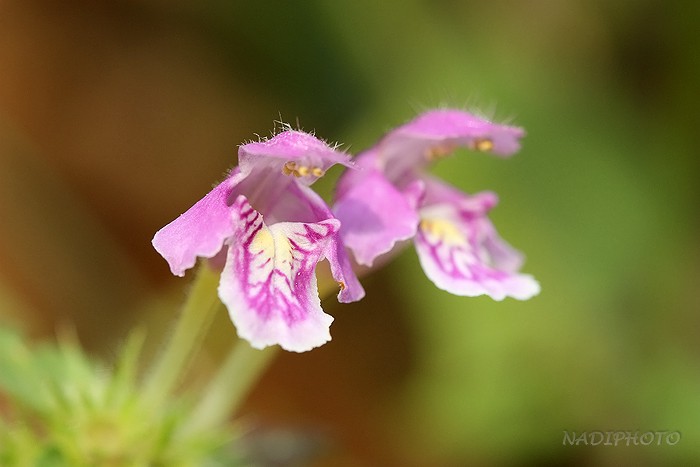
[179, 269, 340, 435]
[144, 263, 221, 401]
[183, 340, 278, 435]
[185, 274, 337, 432]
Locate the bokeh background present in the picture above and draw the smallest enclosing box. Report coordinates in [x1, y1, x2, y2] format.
[1, 0, 699, 465]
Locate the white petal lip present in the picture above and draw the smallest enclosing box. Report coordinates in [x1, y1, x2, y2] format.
[414, 205, 540, 301]
[219, 196, 340, 352]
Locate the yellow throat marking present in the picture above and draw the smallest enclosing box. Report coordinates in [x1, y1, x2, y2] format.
[420, 218, 466, 246]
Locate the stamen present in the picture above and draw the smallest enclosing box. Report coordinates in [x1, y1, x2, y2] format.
[425, 144, 456, 161]
[337, 281, 346, 291]
[282, 162, 325, 178]
[282, 161, 297, 176]
[472, 138, 494, 152]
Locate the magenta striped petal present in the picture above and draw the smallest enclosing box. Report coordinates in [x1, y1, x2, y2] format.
[219, 196, 341, 351]
[414, 192, 540, 301]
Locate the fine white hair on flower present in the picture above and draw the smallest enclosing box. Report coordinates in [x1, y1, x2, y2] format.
[241, 119, 347, 152]
[408, 99, 518, 127]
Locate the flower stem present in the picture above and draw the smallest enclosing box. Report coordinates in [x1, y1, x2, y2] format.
[183, 340, 278, 435]
[183, 279, 339, 434]
[144, 263, 221, 402]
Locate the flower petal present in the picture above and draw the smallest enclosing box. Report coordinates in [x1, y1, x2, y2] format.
[219, 195, 340, 352]
[333, 169, 423, 267]
[334, 146, 381, 200]
[419, 173, 490, 208]
[397, 109, 524, 156]
[371, 109, 525, 182]
[326, 236, 366, 303]
[239, 130, 353, 186]
[266, 181, 365, 303]
[152, 170, 244, 276]
[414, 194, 540, 301]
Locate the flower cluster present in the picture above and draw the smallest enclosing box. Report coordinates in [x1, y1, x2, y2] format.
[153, 110, 540, 352]
[334, 109, 540, 300]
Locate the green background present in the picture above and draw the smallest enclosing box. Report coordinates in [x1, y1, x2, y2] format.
[1, 1, 698, 465]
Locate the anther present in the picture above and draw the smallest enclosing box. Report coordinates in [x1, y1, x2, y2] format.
[282, 161, 297, 176]
[282, 162, 325, 178]
[473, 138, 494, 152]
[425, 144, 456, 160]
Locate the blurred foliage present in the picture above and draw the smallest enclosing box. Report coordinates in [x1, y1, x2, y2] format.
[0, 326, 242, 466]
[1, 0, 699, 465]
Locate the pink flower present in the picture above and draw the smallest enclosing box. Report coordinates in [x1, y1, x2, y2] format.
[153, 130, 364, 352]
[334, 109, 540, 300]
